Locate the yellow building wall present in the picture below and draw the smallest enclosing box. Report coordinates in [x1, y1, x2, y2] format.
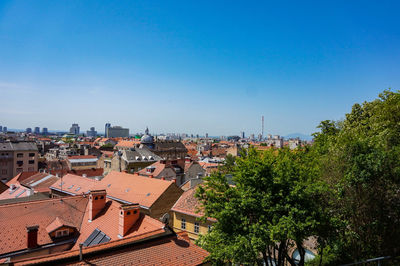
[172, 211, 214, 241]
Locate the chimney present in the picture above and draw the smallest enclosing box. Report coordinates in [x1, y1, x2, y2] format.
[172, 178, 177, 184]
[118, 204, 140, 238]
[149, 175, 154, 178]
[88, 190, 106, 222]
[26, 225, 39, 249]
[161, 177, 165, 180]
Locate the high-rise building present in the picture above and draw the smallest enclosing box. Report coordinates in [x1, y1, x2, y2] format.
[34, 127, 40, 134]
[86, 127, 97, 137]
[106, 126, 129, 138]
[241, 131, 245, 139]
[3, 127, 7, 133]
[105, 123, 111, 136]
[26, 128, 32, 134]
[205, 133, 209, 138]
[42, 128, 48, 135]
[0, 126, 2, 132]
[70, 123, 80, 135]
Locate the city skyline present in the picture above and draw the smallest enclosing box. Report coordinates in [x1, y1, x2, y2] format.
[1, 1, 399, 135]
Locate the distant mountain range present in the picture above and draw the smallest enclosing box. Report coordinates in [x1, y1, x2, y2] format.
[284, 133, 313, 141]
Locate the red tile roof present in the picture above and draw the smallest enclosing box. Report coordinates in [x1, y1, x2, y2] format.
[98, 171, 178, 208]
[13, 232, 208, 266]
[172, 187, 216, 222]
[115, 140, 140, 148]
[67, 168, 103, 177]
[0, 196, 88, 255]
[6, 172, 39, 187]
[50, 174, 99, 195]
[71, 199, 165, 250]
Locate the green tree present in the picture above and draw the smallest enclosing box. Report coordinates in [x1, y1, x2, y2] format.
[313, 89, 400, 263]
[196, 147, 333, 266]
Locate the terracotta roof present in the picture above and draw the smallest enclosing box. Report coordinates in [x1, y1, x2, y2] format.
[0, 196, 88, 255]
[137, 161, 168, 177]
[71, 199, 165, 250]
[171, 187, 204, 218]
[115, 140, 140, 148]
[67, 168, 103, 177]
[50, 172, 180, 209]
[14, 232, 208, 266]
[50, 174, 99, 195]
[46, 217, 74, 233]
[172, 187, 216, 222]
[6, 172, 38, 187]
[98, 172, 178, 208]
[19, 173, 59, 193]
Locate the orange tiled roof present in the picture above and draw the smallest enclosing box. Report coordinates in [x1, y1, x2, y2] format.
[98, 171, 177, 208]
[50, 172, 179, 209]
[50, 174, 99, 195]
[172, 187, 216, 223]
[67, 168, 103, 177]
[0, 196, 88, 255]
[46, 217, 74, 233]
[71, 199, 165, 250]
[137, 161, 168, 177]
[13, 232, 208, 266]
[115, 140, 140, 148]
[6, 172, 39, 186]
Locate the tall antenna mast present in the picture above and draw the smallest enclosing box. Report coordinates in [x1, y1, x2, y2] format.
[262, 115, 264, 139]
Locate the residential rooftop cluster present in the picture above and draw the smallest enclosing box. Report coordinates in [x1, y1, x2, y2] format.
[0, 123, 312, 265]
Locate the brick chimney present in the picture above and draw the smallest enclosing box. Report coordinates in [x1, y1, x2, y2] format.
[26, 225, 39, 249]
[118, 204, 140, 238]
[88, 190, 106, 222]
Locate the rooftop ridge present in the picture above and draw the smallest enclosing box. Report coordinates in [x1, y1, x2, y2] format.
[0, 194, 86, 208]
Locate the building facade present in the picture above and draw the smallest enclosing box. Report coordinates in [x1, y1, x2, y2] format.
[106, 126, 129, 138]
[0, 142, 38, 182]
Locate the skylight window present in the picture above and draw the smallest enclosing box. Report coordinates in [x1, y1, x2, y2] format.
[68, 185, 74, 189]
[75, 187, 81, 192]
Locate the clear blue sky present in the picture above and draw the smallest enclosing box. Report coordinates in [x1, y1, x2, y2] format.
[0, 1, 399, 136]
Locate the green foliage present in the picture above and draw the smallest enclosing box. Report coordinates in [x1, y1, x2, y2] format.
[313, 89, 400, 262]
[196, 147, 334, 265]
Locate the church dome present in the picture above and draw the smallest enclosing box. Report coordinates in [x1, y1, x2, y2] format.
[141, 134, 154, 144]
[141, 127, 154, 144]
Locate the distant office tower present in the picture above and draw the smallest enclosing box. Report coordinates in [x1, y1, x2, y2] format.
[241, 131, 245, 139]
[105, 123, 111, 137]
[42, 128, 48, 135]
[106, 126, 129, 138]
[3, 127, 7, 133]
[70, 123, 80, 135]
[205, 133, 209, 138]
[87, 127, 97, 137]
[34, 127, 40, 134]
[0, 126, 2, 132]
[26, 128, 32, 134]
[196, 134, 199, 139]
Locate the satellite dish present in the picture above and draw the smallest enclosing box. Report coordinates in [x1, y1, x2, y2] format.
[160, 213, 170, 224]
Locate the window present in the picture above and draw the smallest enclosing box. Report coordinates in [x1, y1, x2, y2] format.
[16, 168, 23, 173]
[55, 229, 69, 238]
[29, 153, 35, 157]
[16, 161, 23, 167]
[181, 218, 186, 230]
[194, 222, 199, 233]
[17, 153, 23, 158]
[29, 160, 35, 164]
[1, 169, 6, 175]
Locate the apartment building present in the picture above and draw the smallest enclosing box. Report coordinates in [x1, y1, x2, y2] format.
[0, 142, 38, 182]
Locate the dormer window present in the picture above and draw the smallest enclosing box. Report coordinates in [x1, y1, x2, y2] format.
[55, 229, 69, 238]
